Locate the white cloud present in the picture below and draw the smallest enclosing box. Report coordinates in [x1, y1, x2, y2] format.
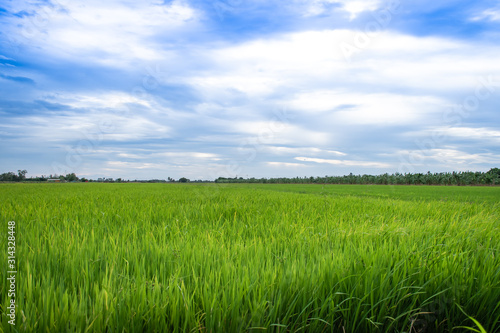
[98, 149, 221, 161]
[295, 157, 390, 168]
[229, 120, 332, 146]
[194, 30, 349, 98]
[335, 0, 382, 19]
[267, 162, 308, 168]
[62, 91, 154, 109]
[9, 0, 197, 66]
[107, 161, 162, 170]
[303, 0, 382, 19]
[116, 153, 143, 159]
[216, 30, 344, 62]
[262, 146, 346, 156]
[429, 149, 496, 164]
[471, 8, 500, 22]
[159, 152, 221, 160]
[288, 90, 445, 124]
[10, 109, 170, 144]
[433, 127, 500, 143]
[396, 148, 500, 166]
[190, 75, 283, 97]
[101, 117, 170, 142]
[345, 33, 500, 92]
[334, 94, 445, 125]
[183, 30, 500, 128]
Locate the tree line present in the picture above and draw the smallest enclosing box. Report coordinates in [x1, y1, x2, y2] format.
[0, 170, 28, 182]
[2, 168, 500, 185]
[0, 171, 84, 182]
[0, 171, 186, 183]
[216, 169, 500, 186]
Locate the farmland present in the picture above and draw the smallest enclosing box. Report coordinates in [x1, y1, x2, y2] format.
[1, 183, 499, 332]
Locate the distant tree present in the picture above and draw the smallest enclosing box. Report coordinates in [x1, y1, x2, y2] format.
[18, 169, 27, 181]
[0, 172, 16, 181]
[179, 177, 189, 183]
[487, 168, 500, 177]
[65, 173, 78, 182]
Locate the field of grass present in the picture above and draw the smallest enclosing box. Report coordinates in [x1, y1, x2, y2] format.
[1, 183, 499, 332]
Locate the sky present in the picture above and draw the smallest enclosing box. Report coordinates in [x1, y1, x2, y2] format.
[1, 0, 500, 180]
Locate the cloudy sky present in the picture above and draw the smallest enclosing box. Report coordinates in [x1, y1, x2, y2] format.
[1, 0, 500, 180]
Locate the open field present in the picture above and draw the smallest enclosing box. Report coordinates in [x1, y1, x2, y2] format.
[1, 183, 499, 332]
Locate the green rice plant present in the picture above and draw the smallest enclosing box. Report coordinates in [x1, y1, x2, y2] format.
[0, 183, 499, 332]
[454, 304, 487, 333]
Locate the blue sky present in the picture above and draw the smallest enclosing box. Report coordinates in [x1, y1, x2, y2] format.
[1, 0, 500, 180]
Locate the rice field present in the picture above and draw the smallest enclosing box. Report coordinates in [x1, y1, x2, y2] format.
[1, 183, 499, 332]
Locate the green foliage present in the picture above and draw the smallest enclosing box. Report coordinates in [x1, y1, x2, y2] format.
[217, 169, 500, 186]
[0, 183, 499, 332]
[0, 172, 18, 181]
[64, 172, 79, 182]
[0, 170, 28, 181]
[454, 304, 488, 333]
[487, 167, 500, 177]
[17, 169, 27, 180]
